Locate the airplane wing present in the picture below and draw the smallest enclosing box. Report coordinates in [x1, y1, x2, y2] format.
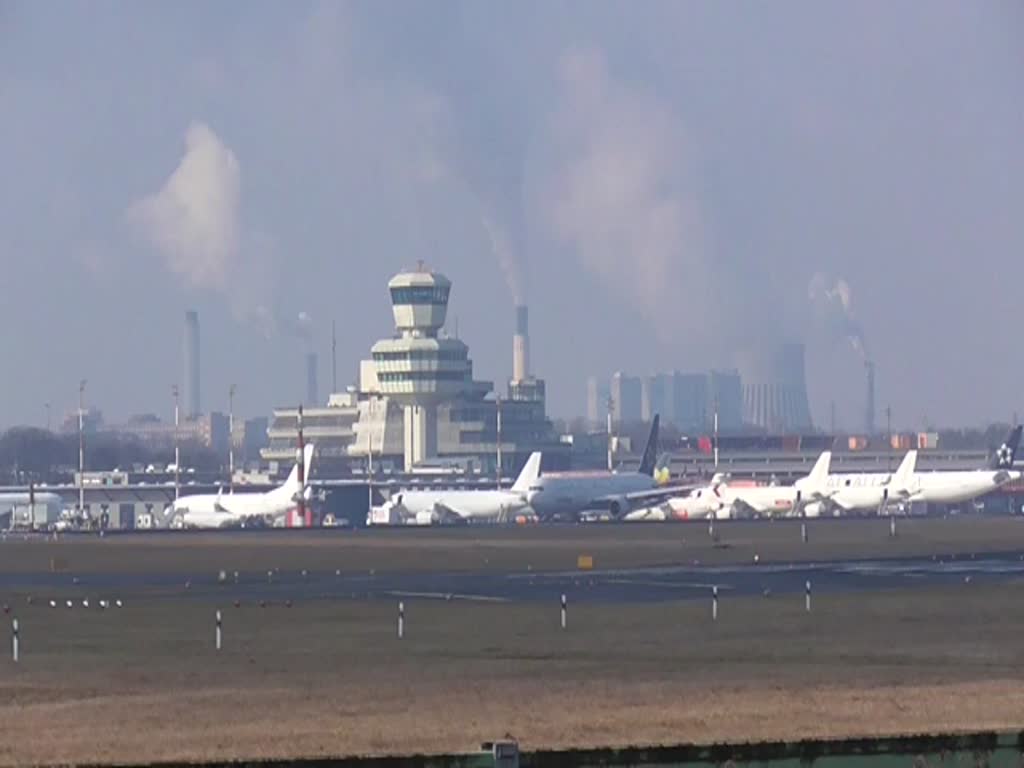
[432, 501, 467, 524]
[599, 483, 705, 505]
[591, 483, 706, 518]
[726, 497, 762, 519]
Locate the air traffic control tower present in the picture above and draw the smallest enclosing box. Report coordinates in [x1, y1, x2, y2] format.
[371, 268, 472, 470]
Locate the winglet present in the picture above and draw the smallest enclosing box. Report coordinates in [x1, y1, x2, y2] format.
[511, 452, 542, 493]
[638, 415, 660, 476]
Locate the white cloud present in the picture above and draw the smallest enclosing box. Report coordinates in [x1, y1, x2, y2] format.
[127, 121, 240, 290]
[543, 46, 712, 343]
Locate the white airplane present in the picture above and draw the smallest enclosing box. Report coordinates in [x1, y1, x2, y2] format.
[623, 483, 722, 521]
[797, 449, 918, 517]
[626, 452, 834, 521]
[372, 453, 542, 525]
[526, 416, 686, 520]
[797, 425, 1022, 515]
[170, 444, 315, 529]
[897, 426, 1022, 507]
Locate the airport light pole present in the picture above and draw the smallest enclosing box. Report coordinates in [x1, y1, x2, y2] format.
[172, 385, 180, 501]
[367, 418, 375, 517]
[496, 396, 503, 489]
[228, 384, 236, 494]
[886, 405, 892, 473]
[606, 395, 614, 471]
[78, 379, 86, 512]
[713, 396, 720, 470]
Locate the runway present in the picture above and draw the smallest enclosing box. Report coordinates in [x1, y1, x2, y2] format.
[6, 551, 1024, 604]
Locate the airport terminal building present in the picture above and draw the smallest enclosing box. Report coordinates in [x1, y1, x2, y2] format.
[263, 267, 567, 478]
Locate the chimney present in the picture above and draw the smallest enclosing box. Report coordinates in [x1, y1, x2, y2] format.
[864, 360, 876, 435]
[306, 353, 319, 407]
[512, 304, 529, 382]
[183, 310, 201, 420]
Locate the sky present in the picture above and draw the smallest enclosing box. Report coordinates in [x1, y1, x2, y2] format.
[1, 1, 1022, 431]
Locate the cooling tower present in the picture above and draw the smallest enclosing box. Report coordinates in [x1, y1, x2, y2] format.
[512, 304, 529, 382]
[736, 342, 813, 431]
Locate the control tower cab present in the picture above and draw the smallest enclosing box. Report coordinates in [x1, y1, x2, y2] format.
[372, 268, 472, 469]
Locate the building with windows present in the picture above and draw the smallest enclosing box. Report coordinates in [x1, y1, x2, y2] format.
[263, 267, 566, 477]
[610, 372, 643, 425]
[585, 376, 608, 429]
[670, 372, 708, 431]
[588, 368, 746, 434]
[642, 374, 671, 424]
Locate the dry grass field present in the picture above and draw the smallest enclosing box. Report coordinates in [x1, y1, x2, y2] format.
[2, 518, 1024, 765]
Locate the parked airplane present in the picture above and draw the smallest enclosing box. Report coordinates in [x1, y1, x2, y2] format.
[170, 444, 315, 529]
[526, 416, 687, 520]
[797, 449, 918, 517]
[625, 452, 834, 521]
[797, 425, 1022, 515]
[897, 425, 1022, 507]
[371, 453, 541, 525]
[622, 482, 722, 521]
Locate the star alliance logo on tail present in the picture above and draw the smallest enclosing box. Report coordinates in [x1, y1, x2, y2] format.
[997, 443, 1012, 468]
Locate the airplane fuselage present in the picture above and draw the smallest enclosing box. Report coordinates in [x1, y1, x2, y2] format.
[905, 470, 1017, 505]
[527, 472, 656, 518]
[386, 489, 531, 524]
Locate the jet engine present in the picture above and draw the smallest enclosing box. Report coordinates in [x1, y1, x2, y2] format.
[607, 496, 629, 519]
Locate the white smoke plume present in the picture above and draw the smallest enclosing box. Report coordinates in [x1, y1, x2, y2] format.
[281, 310, 315, 347]
[479, 213, 522, 305]
[808, 272, 868, 358]
[127, 122, 240, 290]
[543, 46, 711, 340]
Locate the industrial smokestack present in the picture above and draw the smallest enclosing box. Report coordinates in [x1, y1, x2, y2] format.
[864, 360, 876, 435]
[513, 304, 529, 382]
[306, 353, 319, 407]
[183, 310, 201, 420]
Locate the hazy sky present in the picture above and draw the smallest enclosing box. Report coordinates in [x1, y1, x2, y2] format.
[2, 1, 1022, 430]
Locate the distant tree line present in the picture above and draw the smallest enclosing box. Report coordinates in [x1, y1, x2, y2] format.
[0, 428, 224, 484]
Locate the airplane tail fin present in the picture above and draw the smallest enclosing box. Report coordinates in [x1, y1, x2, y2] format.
[890, 450, 917, 489]
[279, 443, 316, 496]
[511, 452, 542, 493]
[988, 425, 1022, 469]
[638, 415, 660, 476]
[806, 451, 832, 488]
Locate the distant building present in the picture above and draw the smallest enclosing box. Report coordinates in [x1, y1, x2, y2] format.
[671, 372, 708, 432]
[235, 417, 269, 464]
[708, 370, 743, 432]
[111, 412, 230, 453]
[585, 376, 609, 428]
[610, 372, 643, 425]
[642, 373, 671, 423]
[587, 368, 745, 434]
[60, 408, 103, 435]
